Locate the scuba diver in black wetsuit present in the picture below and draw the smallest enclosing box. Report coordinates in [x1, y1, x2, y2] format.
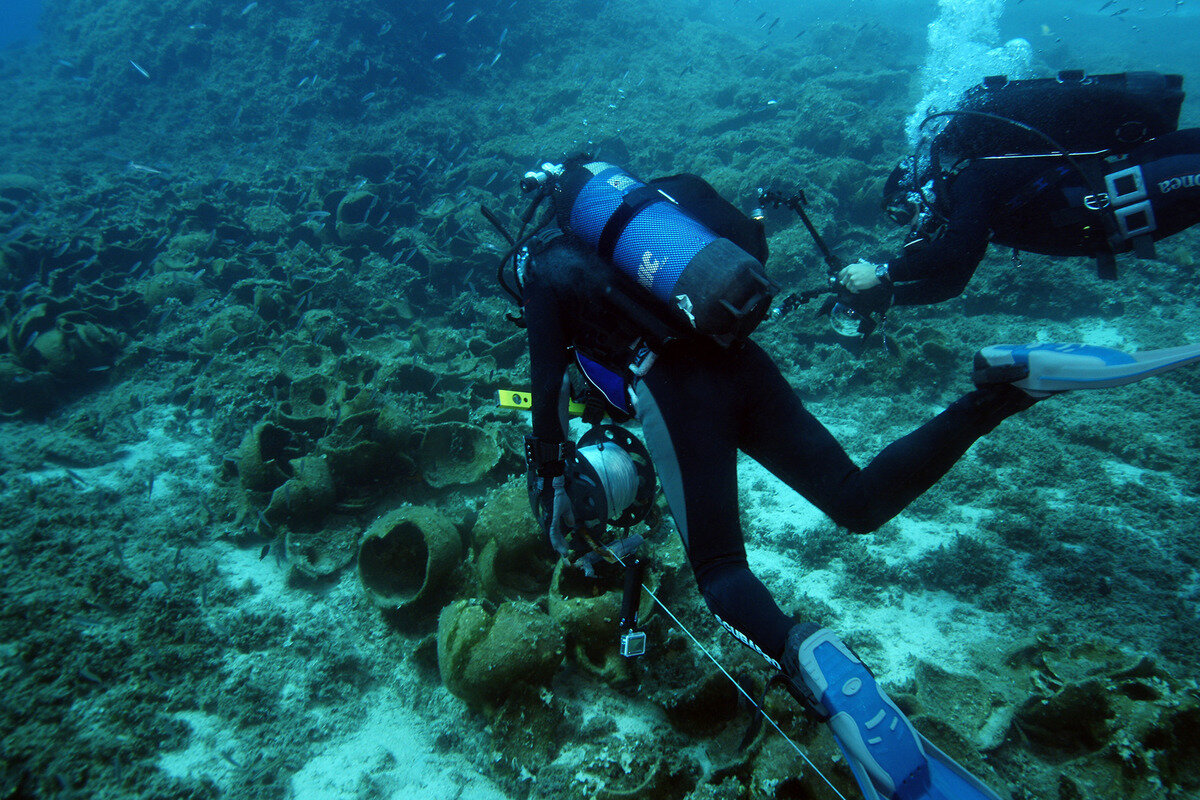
[835, 71, 1200, 312]
[491, 156, 1034, 800]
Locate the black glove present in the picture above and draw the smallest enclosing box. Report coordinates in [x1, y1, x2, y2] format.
[531, 473, 575, 559]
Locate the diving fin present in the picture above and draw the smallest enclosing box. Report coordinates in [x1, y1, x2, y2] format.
[790, 629, 1005, 800]
[974, 342, 1200, 397]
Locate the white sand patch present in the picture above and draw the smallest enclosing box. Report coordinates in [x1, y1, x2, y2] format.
[289, 689, 510, 800]
[888, 509, 992, 560]
[835, 591, 1005, 683]
[214, 540, 301, 609]
[1077, 320, 1133, 349]
[157, 711, 240, 792]
[26, 407, 211, 494]
[735, 452, 1011, 684]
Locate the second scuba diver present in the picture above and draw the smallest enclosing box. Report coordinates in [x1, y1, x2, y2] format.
[500, 156, 1054, 799]
[837, 71, 1200, 310]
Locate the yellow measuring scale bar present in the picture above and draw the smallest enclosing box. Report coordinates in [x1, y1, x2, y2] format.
[495, 389, 587, 415]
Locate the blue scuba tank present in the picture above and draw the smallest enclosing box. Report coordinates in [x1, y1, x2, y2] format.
[554, 161, 775, 346]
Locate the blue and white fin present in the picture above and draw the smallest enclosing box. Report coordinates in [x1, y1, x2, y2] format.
[974, 342, 1200, 396]
[794, 629, 1006, 800]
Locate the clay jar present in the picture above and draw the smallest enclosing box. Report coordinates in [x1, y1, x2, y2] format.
[419, 421, 501, 488]
[358, 506, 462, 611]
[436, 599, 564, 710]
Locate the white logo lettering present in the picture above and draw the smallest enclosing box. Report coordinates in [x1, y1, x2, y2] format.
[638, 250, 667, 289]
[608, 174, 636, 192]
[1159, 174, 1200, 194]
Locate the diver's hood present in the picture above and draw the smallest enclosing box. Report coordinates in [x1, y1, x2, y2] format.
[881, 159, 920, 227]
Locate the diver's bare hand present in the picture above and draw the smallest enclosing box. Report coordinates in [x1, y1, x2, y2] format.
[837, 260, 881, 293]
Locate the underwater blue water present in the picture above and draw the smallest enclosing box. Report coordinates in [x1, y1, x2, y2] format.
[0, 0, 43, 49]
[1002, 0, 1200, 104]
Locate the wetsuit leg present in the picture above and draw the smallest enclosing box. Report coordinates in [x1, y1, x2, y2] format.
[733, 341, 1032, 533]
[635, 340, 1030, 665]
[636, 345, 797, 667]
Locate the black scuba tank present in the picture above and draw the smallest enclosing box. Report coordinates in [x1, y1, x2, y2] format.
[935, 71, 1185, 159]
[552, 161, 776, 347]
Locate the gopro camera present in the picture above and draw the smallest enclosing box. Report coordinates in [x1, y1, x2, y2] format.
[620, 629, 647, 658]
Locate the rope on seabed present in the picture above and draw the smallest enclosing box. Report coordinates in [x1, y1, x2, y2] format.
[603, 544, 850, 800]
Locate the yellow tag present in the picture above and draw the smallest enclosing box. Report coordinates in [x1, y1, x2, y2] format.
[496, 389, 586, 415]
[496, 389, 534, 410]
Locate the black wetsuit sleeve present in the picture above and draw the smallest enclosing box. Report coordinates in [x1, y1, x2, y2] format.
[886, 167, 994, 306]
[523, 271, 570, 444]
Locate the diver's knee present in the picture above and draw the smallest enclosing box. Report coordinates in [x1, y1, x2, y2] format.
[828, 507, 884, 535]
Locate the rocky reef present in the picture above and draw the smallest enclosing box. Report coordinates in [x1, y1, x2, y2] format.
[2, 1, 1200, 799]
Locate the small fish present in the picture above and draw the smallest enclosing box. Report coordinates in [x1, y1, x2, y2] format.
[53, 241, 70, 257]
[241, 2, 258, 15]
[188, 23, 208, 31]
[489, 51, 502, 67]
[2, 223, 32, 245]
[433, 52, 447, 61]
[260, 543, 270, 560]
[465, 13, 478, 24]
[767, 17, 779, 32]
[378, 21, 392, 36]
[78, 208, 97, 226]
[305, 38, 320, 55]
[498, 27, 508, 47]
[128, 161, 162, 174]
[1100, 0, 1116, 8]
[361, 91, 376, 102]
[129, 59, 150, 79]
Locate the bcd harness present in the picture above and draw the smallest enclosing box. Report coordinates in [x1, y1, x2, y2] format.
[990, 151, 1160, 279]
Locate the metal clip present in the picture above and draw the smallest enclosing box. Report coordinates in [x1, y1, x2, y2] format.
[1084, 193, 1111, 211]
